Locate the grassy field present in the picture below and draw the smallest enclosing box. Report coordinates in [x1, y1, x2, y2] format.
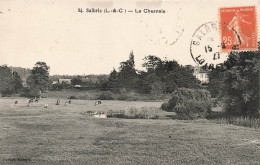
[0, 98, 259, 165]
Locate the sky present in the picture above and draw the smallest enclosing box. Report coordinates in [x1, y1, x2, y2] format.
[0, 0, 259, 75]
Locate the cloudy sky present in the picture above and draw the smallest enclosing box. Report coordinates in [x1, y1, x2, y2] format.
[0, 0, 259, 75]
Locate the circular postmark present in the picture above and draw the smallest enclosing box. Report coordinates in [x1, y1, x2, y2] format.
[190, 22, 236, 71]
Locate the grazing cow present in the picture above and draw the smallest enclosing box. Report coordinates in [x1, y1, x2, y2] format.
[56, 99, 61, 105]
[65, 100, 71, 105]
[44, 104, 48, 108]
[14, 101, 18, 104]
[95, 100, 102, 106]
[28, 98, 34, 104]
[35, 98, 39, 103]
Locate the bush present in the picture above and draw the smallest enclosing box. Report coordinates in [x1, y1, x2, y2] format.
[68, 96, 78, 99]
[117, 93, 128, 100]
[162, 88, 212, 120]
[78, 93, 97, 100]
[117, 94, 138, 101]
[98, 91, 115, 100]
[19, 88, 35, 97]
[174, 100, 211, 120]
[107, 106, 163, 119]
[161, 102, 169, 111]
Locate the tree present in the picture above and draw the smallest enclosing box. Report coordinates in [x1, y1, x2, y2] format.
[27, 62, 51, 97]
[117, 51, 138, 89]
[95, 75, 109, 88]
[0, 65, 14, 96]
[220, 43, 260, 117]
[136, 71, 151, 94]
[150, 80, 164, 99]
[207, 70, 225, 98]
[146, 58, 199, 93]
[142, 55, 162, 73]
[71, 76, 82, 86]
[106, 68, 119, 93]
[12, 72, 23, 94]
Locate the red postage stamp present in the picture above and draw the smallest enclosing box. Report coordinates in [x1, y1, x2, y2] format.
[220, 6, 257, 52]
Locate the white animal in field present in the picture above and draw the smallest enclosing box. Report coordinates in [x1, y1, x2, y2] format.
[93, 112, 107, 118]
[44, 104, 48, 108]
[95, 100, 102, 106]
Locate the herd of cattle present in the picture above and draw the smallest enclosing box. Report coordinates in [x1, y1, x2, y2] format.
[13, 98, 102, 108]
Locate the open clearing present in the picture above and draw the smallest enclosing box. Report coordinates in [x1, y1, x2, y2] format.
[0, 98, 259, 165]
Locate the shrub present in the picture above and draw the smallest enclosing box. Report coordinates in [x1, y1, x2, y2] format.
[117, 93, 128, 100]
[19, 88, 35, 97]
[98, 91, 115, 100]
[68, 96, 78, 99]
[211, 98, 219, 107]
[174, 100, 211, 120]
[107, 106, 163, 119]
[161, 102, 169, 111]
[78, 94, 97, 100]
[162, 88, 212, 120]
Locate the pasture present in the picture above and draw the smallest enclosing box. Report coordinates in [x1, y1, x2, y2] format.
[0, 98, 259, 165]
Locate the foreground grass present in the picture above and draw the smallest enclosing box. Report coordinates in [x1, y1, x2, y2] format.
[0, 98, 259, 165]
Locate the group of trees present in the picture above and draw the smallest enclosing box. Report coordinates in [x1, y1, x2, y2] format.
[0, 65, 23, 96]
[26, 62, 51, 97]
[104, 51, 200, 98]
[208, 44, 260, 117]
[0, 62, 51, 97]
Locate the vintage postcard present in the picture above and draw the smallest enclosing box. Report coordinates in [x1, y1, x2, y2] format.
[0, 0, 259, 164]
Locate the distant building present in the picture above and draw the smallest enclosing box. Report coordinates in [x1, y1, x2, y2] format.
[10, 67, 31, 87]
[193, 66, 209, 84]
[58, 79, 71, 84]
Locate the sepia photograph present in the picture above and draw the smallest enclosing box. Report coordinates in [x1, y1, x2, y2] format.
[0, 0, 259, 164]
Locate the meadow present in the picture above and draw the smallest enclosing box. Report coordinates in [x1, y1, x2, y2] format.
[0, 97, 259, 165]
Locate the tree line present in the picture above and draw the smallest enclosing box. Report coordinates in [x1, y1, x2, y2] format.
[103, 51, 200, 98]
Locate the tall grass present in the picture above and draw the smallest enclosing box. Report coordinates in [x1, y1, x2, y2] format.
[106, 106, 176, 119]
[210, 116, 260, 129]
